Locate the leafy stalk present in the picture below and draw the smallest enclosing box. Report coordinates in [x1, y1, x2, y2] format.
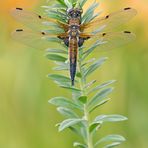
[44, 0, 128, 147]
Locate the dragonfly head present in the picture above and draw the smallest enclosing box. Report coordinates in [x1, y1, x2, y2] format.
[67, 8, 83, 19]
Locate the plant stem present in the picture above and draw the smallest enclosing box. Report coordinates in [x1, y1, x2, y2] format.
[84, 104, 93, 148]
[78, 49, 94, 148]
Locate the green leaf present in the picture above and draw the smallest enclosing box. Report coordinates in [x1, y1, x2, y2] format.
[69, 126, 81, 135]
[59, 118, 85, 131]
[87, 88, 114, 109]
[57, 107, 79, 118]
[44, 37, 61, 43]
[84, 57, 108, 77]
[46, 54, 67, 62]
[89, 122, 101, 134]
[46, 48, 67, 54]
[88, 80, 116, 94]
[48, 74, 71, 82]
[84, 80, 96, 89]
[85, 13, 99, 24]
[83, 41, 104, 60]
[70, 126, 87, 140]
[82, 58, 96, 67]
[61, 86, 81, 93]
[73, 142, 87, 148]
[78, 96, 87, 104]
[64, 0, 73, 8]
[104, 142, 121, 148]
[94, 114, 128, 124]
[79, 0, 87, 7]
[89, 98, 110, 113]
[49, 97, 82, 110]
[94, 135, 126, 148]
[82, 2, 99, 23]
[76, 72, 82, 78]
[48, 74, 71, 86]
[54, 61, 69, 71]
[57, 0, 67, 7]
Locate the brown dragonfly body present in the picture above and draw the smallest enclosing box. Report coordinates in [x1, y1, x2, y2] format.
[11, 7, 137, 86]
[58, 9, 89, 85]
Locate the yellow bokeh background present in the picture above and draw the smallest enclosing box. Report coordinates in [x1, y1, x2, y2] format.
[0, 0, 148, 148]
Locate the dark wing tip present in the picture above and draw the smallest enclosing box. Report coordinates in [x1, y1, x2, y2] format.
[124, 7, 131, 10]
[124, 7, 137, 16]
[16, 29, 24, 32]
[38, 15, 42, 19]
[124, 31, 131, 34]
[41, 31, 46, 35]
[105, 15, 110, 19]
[16, 7, 23, 10]
[102, 33, 107, 36]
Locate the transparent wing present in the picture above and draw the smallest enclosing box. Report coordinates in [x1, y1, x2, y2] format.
[11, 8, 67, 31]
[11, 28, 62, 50]
[81, 7, 137, 34]
[83, 31, 136, 50]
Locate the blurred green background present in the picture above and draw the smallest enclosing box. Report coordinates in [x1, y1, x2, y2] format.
[0, 0, 148, 147]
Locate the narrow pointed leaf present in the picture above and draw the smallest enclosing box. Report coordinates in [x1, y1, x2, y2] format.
[48, 74, 71, 86]
[83, 40, 105, 60]
[89, 98, 110, 113]
[49, 97, 82, 110]
[82, 58, 96, 67]
[94, 114, 128, 124]
[104, 142, 121, 148]
[84, 57, 108, 77]
[82, 2, 99, 23]
[61, 86, 81, 93]
[46, 54, 67, 62]
[80, 0, 87, 7]
[88, 80, 116, 94]
[59, 118, 85, 131]
[87, 87, 114, 109]
[57, 107, 79, 118]
[95, 135, 126, 148]
[57, 0, 67, 6]
[54, 61, 69, 71]
[46, 48, 67, 54]
[48, 74, 71, 82]
[73, 142, 87, 148]
[84, 80, 96, 89]
[64, 0, 73, 8]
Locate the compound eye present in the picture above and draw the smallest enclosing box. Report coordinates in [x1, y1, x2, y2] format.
[76, 12, 80, 17]
[67, 8, 74, 15]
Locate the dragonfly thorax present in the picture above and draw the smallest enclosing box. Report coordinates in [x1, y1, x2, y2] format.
[69, 25, 80, 37]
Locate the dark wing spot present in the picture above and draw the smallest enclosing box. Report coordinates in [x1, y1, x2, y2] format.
[105, 15, 109, 19]
[38, 15, 42, 19]
[16, 7, 23, 10]
[102, 33, 106, 36]
[16, 29, 23, 32]
[86, 36, 90, 40]
[124, 31, 131, 34]
[41, 32, 46, 35]
[124, 7, 131, 10]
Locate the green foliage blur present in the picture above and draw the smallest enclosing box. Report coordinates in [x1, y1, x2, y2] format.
[0, 0, 148, 148]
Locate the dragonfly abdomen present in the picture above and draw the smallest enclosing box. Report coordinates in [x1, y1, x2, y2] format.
[69, 37, 78, 85]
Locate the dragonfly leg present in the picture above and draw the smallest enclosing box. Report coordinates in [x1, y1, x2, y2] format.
[78, 37, 84, 47]
[63, 38, 69, 47]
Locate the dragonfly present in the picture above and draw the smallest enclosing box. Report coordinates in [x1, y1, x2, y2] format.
[11, 7, 137, 85]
